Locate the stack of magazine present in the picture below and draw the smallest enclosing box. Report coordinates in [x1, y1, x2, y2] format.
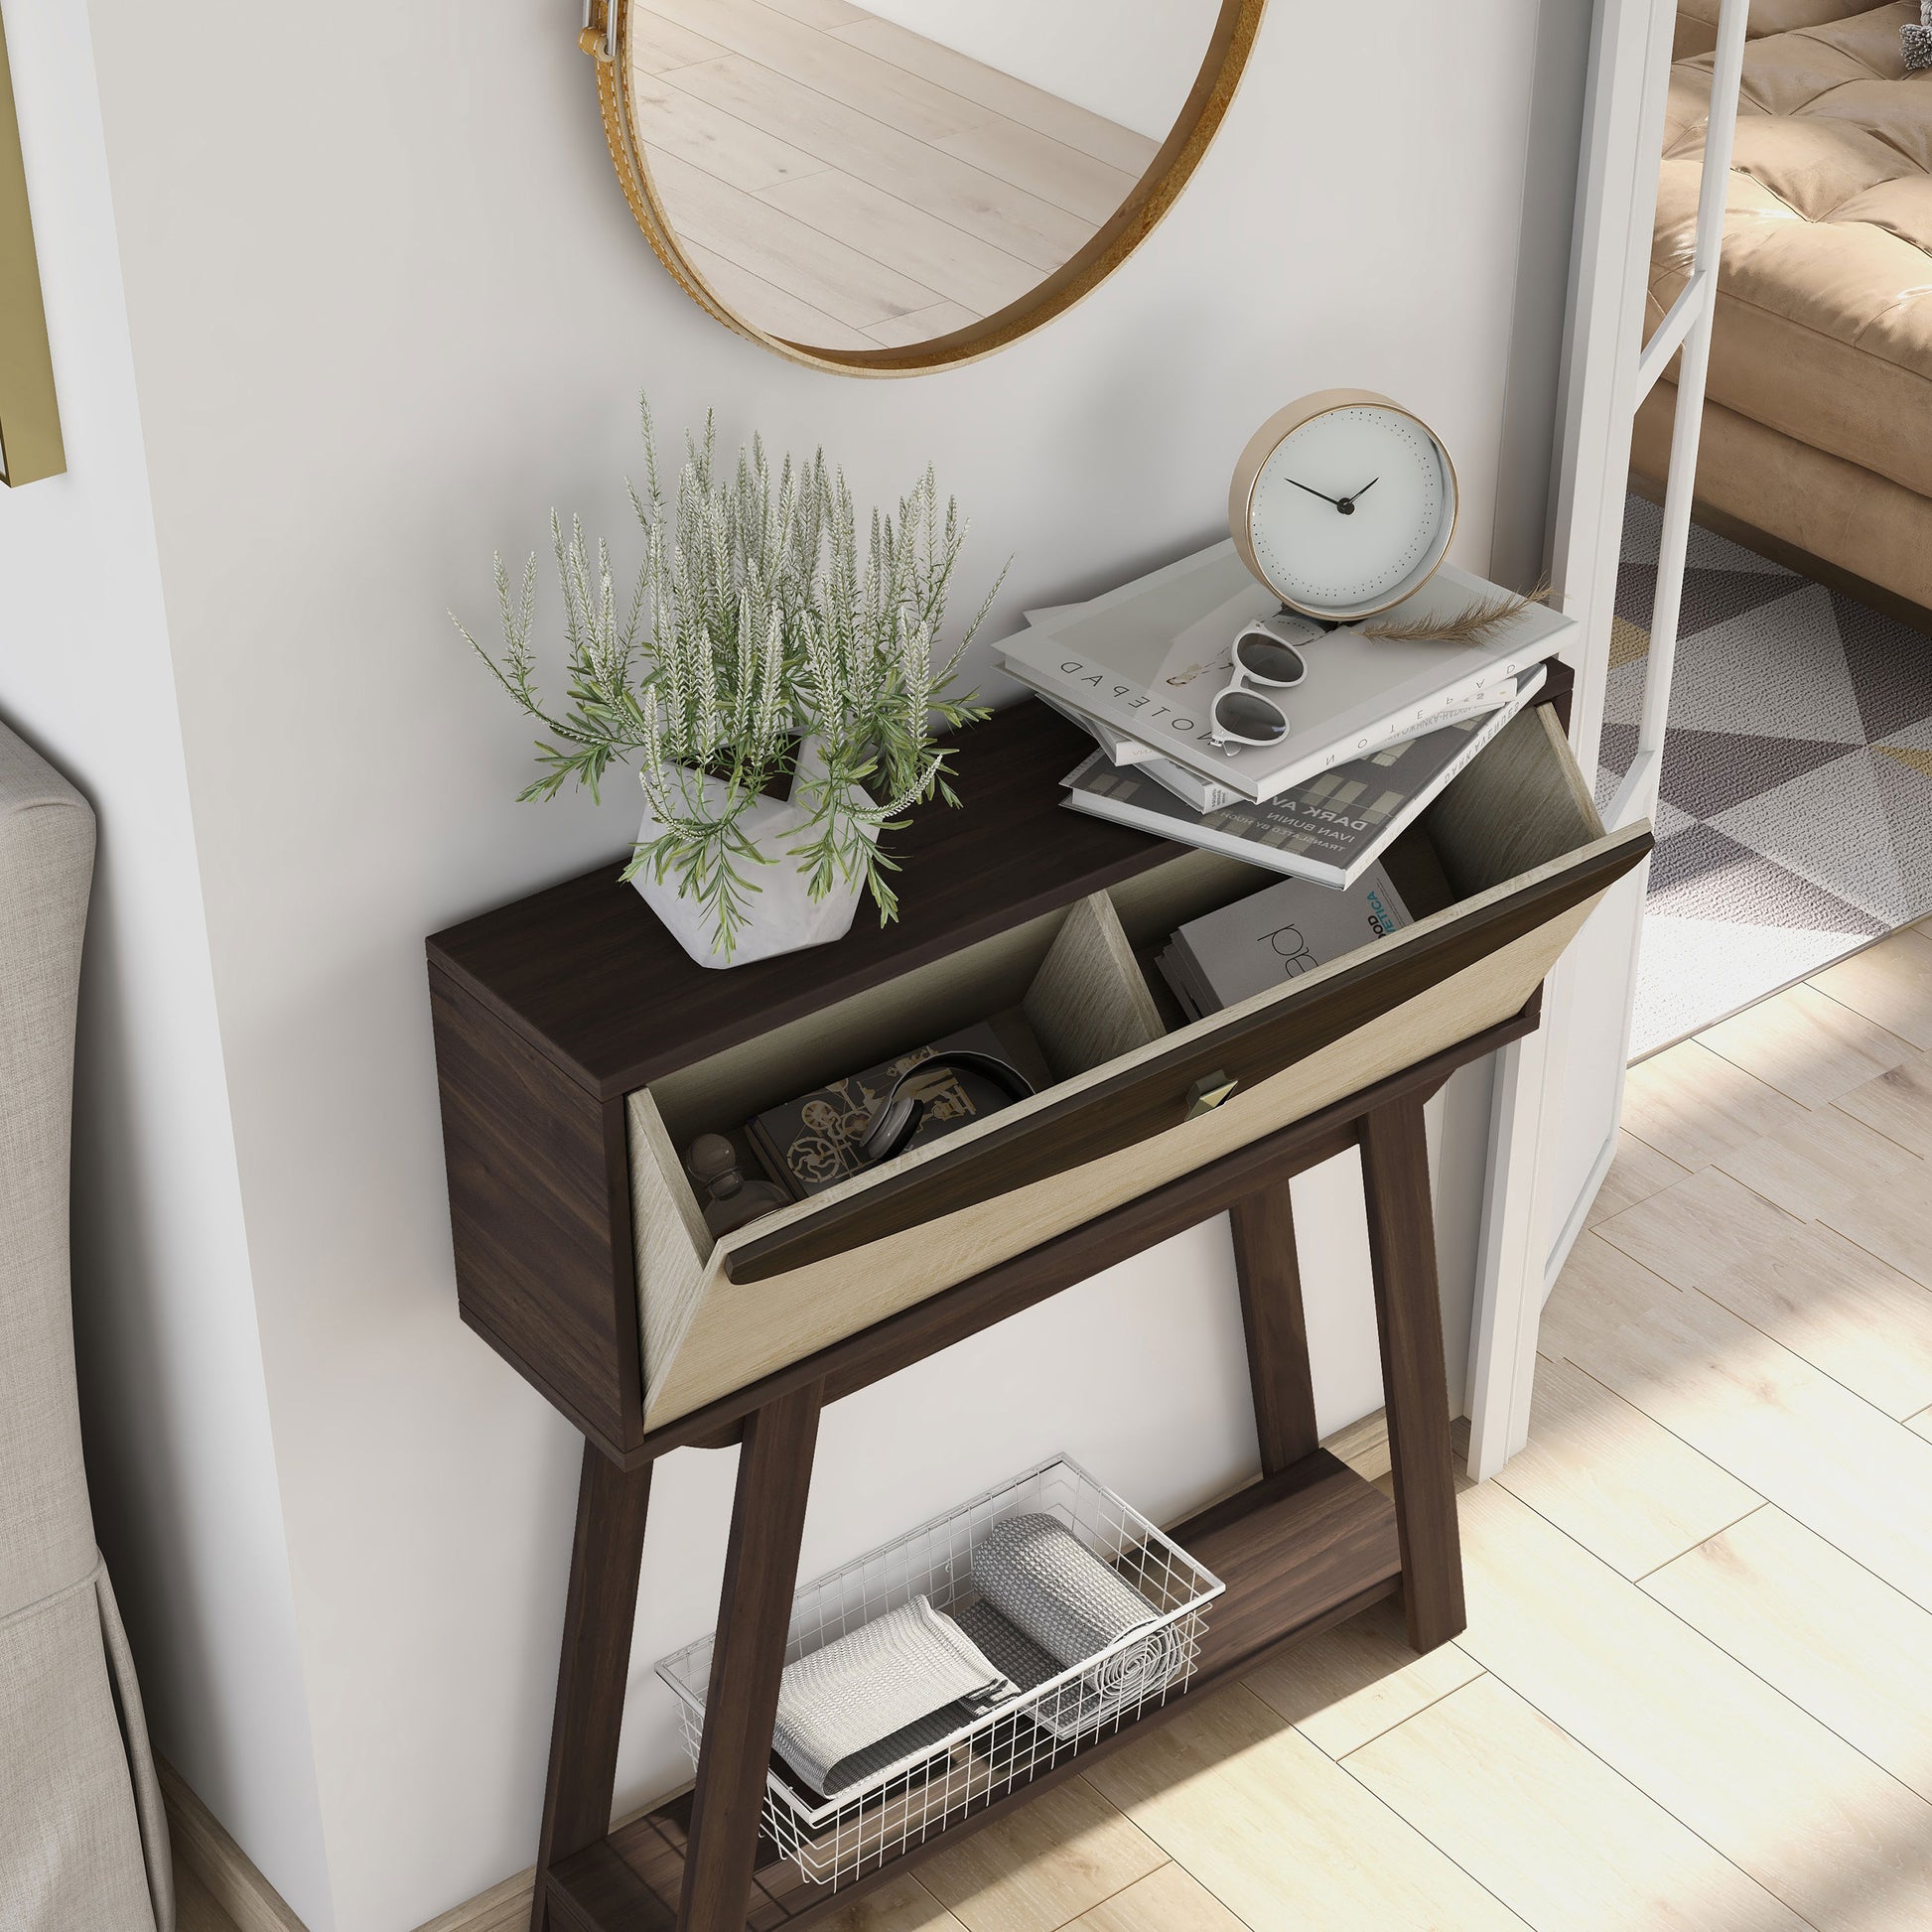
[998, 541, 1559, 891]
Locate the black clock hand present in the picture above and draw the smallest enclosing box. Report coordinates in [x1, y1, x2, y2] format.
[1287, 478, 1343, 507]
[1331, 477, 1380, 517]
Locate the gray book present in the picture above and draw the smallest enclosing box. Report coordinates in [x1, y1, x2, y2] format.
[997, 541, 1567, 802]
[1060, 665, 1545, 889]
[1169, 866, 1414, 1016]
[1155, 944, 1212, 1023]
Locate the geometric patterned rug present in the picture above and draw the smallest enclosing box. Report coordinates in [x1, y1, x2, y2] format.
[1600, 491, 1932, 1057]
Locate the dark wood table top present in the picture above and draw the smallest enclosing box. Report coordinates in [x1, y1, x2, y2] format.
[426, 702, 1178, 1100]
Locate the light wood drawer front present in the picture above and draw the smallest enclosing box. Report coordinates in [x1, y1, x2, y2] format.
[727, 830, 1637, 1286]
[723, 703, 1641, 1286]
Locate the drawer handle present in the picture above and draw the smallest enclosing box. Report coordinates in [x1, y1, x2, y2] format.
[1183, 1071, 1239, 1121]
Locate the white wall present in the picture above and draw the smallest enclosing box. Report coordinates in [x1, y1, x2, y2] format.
[0, 1, 334, 1923]
[851, 0, 1214, 141]
[40, 0, 1574, 1923]
[1493, 0, 1596, 592]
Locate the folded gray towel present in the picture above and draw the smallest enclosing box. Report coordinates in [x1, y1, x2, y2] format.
[772, 1596, 1016, 1799]
[952, 1598, 1061, 1696]
[969, 1513, 1181, 1731]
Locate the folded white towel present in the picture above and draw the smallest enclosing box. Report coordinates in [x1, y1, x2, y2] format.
[772, 1596, 1016, 1798]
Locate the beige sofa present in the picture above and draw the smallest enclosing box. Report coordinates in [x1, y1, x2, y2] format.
[0, 720, 172, 1931]
[1634, 0, 1932, 612]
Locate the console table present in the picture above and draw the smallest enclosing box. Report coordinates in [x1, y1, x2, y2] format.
[426, 681, 1647, 1932]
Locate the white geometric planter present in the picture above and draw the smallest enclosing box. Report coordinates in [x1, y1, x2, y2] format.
[632, 740, 878, 970]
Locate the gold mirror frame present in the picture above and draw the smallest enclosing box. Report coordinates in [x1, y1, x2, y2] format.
[585, 0, 1268, 377]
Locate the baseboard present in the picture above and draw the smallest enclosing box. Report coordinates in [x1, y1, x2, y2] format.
[160, 1760, 309, 1932]
[408, 1783, 695, 1932]
[1322, 1407, 1391, 1482]
[411, 1868, 534, 1932]
[1541, 1123, 1617, 1310]
[163, 1754, 543, 1932]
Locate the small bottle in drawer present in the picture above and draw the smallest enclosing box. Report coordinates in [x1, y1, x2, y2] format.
[685, 1134, 792, 1238]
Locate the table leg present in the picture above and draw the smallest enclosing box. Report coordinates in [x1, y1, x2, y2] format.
[1360, 1094, 1466, 1652]
[679, 1380, 824, 1932]
[1229, 1176, 1319, 1474]
[531, 1442, 655, 1932]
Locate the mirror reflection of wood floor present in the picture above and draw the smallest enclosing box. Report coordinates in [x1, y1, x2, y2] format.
[178, 919, 1932, 1928]
[631, 0, 1162, 350]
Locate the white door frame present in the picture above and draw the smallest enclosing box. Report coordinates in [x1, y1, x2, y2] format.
[1465, 0, 1749, 1478]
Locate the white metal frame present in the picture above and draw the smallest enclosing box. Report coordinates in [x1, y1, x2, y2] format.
[1466, 0, 1750, 1478]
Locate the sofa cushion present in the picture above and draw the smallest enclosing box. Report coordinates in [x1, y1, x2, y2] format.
[1674, 0, 1874, 62]
[1634, 382, 1932, 610]
[1654, 4, 1932, 501]
[1677, 0, 1879, 41]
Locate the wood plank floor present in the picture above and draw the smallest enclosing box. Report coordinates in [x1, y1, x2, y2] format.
[630, 0, 1159, 348]
[802, 916, 1932, 1932]
[184, 922, 1932, 1932]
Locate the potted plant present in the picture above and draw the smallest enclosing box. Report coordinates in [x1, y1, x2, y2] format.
[456, 401, 1001, 966]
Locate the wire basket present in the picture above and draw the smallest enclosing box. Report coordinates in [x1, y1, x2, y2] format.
[655, 1453, 1224, 1890]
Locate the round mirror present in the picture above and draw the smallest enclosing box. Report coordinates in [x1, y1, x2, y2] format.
[586, 0, 1264, 374]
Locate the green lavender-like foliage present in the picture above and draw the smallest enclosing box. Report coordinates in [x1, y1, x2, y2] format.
[456, 398, 1001, 957]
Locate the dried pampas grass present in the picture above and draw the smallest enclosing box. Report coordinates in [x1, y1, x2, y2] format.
[1359, 579, 1551, 645]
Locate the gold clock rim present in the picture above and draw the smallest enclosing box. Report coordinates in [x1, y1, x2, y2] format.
[589, 0, 1270, 379]
[1229, 389, 1460, 620]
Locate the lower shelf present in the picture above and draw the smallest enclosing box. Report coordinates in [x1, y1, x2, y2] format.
[550, 1449, 1404, 1932]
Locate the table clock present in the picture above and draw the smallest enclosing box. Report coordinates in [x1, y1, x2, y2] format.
[1231, 390, 1458, 621]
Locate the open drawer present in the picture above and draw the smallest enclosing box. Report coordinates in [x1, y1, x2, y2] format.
[623, 701, 1651, 1432]
[427, 690, 1650, 1459]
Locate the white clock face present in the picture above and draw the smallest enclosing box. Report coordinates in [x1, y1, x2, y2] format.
[1247, 406, 1452, 615]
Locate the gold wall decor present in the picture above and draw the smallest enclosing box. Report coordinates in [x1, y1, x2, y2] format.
[0, 3, 64, 486]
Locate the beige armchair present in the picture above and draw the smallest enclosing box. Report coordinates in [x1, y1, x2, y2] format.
[0, 720, 173, 1932]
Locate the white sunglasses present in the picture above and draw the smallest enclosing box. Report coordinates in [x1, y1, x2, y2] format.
[1207, 620, 1309, 750]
